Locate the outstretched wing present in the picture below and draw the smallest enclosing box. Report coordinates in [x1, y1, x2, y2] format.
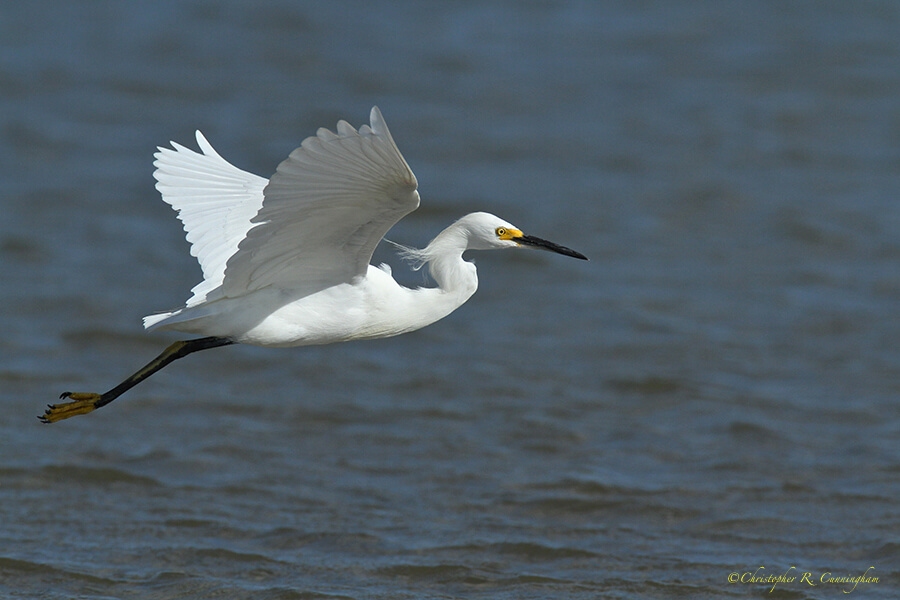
[153, 132, 268, 307]
[221, 106, 419, 297]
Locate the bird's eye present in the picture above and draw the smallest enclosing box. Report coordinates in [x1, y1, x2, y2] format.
[496, 227, 507, 237]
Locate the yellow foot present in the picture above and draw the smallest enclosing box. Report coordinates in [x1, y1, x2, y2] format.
[39, 392, 102, 423]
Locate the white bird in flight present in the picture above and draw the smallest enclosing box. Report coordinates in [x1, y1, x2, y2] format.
[41, 107, 586, 423]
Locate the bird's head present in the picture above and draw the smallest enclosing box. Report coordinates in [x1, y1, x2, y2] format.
[458, 212, 588, 260]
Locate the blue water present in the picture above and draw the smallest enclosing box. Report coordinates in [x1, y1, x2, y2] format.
[1, 2, 898, 598]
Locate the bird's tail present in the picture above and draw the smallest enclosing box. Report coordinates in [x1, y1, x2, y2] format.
[142, 311, 178, 330]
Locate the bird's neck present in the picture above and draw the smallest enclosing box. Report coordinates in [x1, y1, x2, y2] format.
[383, 221, 479, 332]
[357, 225, 478, 340]
[421, 225, 478, 296]
[427, 251, 478, 298]
[389, 251, 475, 335]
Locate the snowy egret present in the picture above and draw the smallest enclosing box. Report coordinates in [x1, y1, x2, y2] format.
[41, 107, 586, 423]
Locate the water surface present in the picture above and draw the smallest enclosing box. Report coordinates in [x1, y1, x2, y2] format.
[1, 2, 898, 598]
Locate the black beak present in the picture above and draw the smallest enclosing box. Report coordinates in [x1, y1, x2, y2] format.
[516, 235, 588, 260]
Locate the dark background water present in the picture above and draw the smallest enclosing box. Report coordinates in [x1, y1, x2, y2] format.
[1, 2, 898, 598]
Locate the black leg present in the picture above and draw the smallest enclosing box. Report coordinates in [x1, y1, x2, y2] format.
[40, 336, 234, 423]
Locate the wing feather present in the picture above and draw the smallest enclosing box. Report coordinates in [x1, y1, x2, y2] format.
[221, 107, 419, 297]
[152, 131, 268, 306]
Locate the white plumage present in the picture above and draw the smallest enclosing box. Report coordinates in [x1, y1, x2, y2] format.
[42, 107, 585, 423]
[147, 107, 419, 333]
[150, 130, 268, 312]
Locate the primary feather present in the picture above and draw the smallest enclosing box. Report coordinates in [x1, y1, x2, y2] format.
[152, 131, 267, 308]
[224, 107, 419, 296]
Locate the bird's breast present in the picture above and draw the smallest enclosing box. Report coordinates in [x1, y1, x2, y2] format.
[233, 283, 371, 347]
[231, 265, 472, 348]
